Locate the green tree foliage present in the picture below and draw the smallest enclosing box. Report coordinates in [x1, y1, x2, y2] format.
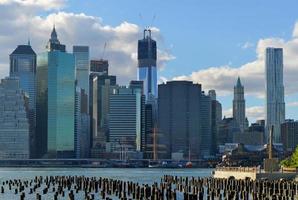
[281, 146, 298, 168]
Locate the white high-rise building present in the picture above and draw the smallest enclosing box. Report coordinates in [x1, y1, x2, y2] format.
[0, 77, 30, 159]
[233, 77, 246, 133]
[265, 47, 285, 143]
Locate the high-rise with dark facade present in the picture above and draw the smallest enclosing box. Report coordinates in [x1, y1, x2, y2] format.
[208, 90, 222, 155]
[200, 92, 212, 157]
[265, 47, 285, 142]
[9, 43, 37, 157]
[137, 29, 157, 101]
[281, 120, 298, 152]
[158, 81, 201, 159]
[90, 59, 109, 75]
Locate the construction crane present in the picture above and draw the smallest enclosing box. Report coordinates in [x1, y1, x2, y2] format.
[100, 42, 107, 60]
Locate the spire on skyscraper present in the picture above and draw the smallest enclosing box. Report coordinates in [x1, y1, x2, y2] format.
[46, 25, 66, 52]
[236, 76, 242, 87]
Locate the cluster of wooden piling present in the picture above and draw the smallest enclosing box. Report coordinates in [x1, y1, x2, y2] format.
[162, 175, 298, 199]
[0, 175, 298, 199]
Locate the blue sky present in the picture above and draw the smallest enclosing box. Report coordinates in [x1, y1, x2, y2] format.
[1, 0, 298, 123]
[64, 0, 298, 122]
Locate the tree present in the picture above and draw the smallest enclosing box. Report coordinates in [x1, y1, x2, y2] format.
[281, 146, 298, 168]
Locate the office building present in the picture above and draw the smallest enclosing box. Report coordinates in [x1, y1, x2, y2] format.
[9, 42, 37, 157]
[47, 50, 75, 158]
[89, 60, 116, 150]
[200, 92, 212, 157]
[265, 47, 285, 143]
[217, 117, 241, 145]
[281, 120, 298, 152]
[158, 81, 201, 159]
[37, 27, 76, 158]
[233, 77, 247, 132]
[208, 90, 222, 155]
[109, 85, 145, 152]
[0, 77, 29, 159]
[137, 29, 157, 100]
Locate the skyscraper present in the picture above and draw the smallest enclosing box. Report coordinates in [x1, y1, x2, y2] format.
[46, 25, 66, 52]
[37, 27, 76, 158]
[109, 85, 145, 152]
[9, 43, 37, 157]
[200, 92, 212, 157]
[89, 60, 116, 149]
[0, 77, 30, 159]
[233, 77, 246, 133]
[137, 29, 157, 100]
[158, 81, 202, 159]
[208, 90, 222, 155]
[265, 47, 285, 143]
[47, 50, 75, 158]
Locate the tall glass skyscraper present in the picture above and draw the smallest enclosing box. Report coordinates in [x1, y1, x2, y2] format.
[47, 50, 75, 157]
[9, 43, 36, 157]
[137, 29, 157, 100]
[37, 26, 76, 158]
[265, 47, 285, 143]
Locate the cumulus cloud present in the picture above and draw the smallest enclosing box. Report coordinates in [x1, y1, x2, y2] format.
[0, 1, 174, 84]
[173, 22, 298, 98]
[0, 0, 66, 10]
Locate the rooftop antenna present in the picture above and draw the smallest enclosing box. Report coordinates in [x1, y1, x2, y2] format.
[150, 14, 156, 29]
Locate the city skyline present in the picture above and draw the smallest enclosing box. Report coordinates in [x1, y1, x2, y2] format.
[1, 1, 298, 123]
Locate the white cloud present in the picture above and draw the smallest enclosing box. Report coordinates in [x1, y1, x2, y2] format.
[241, 41, 254, 49]
[246, 106, 265, 121]
[223, 105, 265, 123]
[0, 0, 66, 10]
[287, 101, 298, 107]
[173, 21, 298, 98]
[0, 2, 174, 84]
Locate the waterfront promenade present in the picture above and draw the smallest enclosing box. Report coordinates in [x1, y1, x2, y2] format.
[214, 166, 298, 181]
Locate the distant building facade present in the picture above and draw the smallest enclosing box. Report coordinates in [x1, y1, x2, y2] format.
[158, 81, 201, 159]
[200, 92, 212, 157]
[265, 47, 285, 142]
[217, 117, 240, 145]
[108, 85, 145, 152]
[9, 43, 37, 157]
[208, 90, 222, 155]
[0, 77, 30, 159]
[281, 120, 298, 152]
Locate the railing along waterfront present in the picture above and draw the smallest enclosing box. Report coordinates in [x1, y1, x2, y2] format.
[216, 166, 260, 173]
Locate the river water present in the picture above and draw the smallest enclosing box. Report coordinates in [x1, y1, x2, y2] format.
[0, 168, 213, 199]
